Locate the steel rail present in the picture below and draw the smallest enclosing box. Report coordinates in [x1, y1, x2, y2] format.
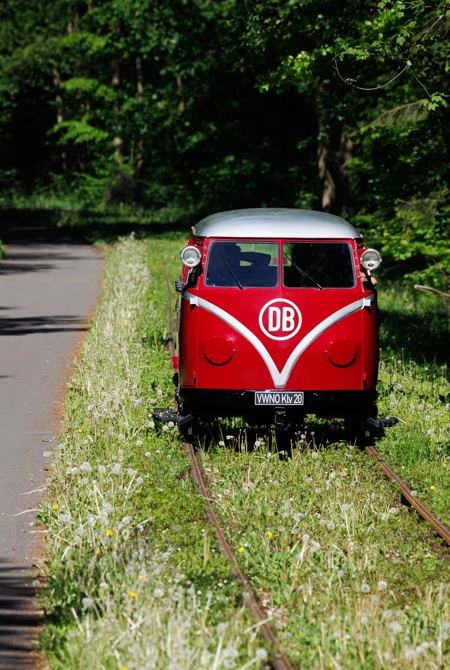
[185, 441, 299, 670]
[365, 444, 450, 545]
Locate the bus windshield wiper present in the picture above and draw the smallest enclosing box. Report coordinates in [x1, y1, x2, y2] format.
[283, 252, 322, 290]
[225, 261, 244, 289]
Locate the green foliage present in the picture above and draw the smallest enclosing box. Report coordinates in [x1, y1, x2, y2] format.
[0, 0, 448, 286]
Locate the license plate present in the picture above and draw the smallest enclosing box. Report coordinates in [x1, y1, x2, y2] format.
[254, 391, 304, 406]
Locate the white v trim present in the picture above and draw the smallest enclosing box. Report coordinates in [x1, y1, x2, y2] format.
[184, 292, 374, 389]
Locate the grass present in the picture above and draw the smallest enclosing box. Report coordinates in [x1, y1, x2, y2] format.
[201, 437, 450, 669]
[39, 235, 268, 669]
[39, 234, 450, 669]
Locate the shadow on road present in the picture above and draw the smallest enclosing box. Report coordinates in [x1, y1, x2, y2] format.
[0, 560, 42, 669]
[0, 314, 89, 336]
[1, 208, 186, 246]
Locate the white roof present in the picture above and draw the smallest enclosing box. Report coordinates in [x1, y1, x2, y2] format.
[192, 208, 361, 240]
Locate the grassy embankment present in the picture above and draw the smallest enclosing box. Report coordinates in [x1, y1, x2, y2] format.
[39, 235, 269, 670]
[40, 234, 450, 669]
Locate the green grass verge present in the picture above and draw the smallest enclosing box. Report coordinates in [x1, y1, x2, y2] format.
[39, 235, 268, 669]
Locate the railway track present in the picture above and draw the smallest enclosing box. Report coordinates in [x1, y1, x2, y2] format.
[158, 251, 450, 670]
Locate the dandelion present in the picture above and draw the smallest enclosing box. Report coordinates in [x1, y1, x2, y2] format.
[238, 546, 245, 553]
[96, 549, 101, 556]
[311, 452, 319, 460]
[226, 435, 233, 440]
[147, 421, 155, 429]
[254, 440, 261, 447]
[388, 621, 403, 634]
[267, 531, 273, 538]
[78, 428, 83, 433]
[82, 597, 94, 610]
[218, 441, 225, 446]
[106, 529, 114, 537]
[129, 590, 138, 598]
[53, 504, 59, 511]
[327, 521, 336, 530]
[98, 465, 107, 475]
[43, 451, 53, 458]
[112, 463, 122, 474]
[381, 513, 389, 521]
[168, 421, 175, 428]
[430, 485, 436, 490]
[378, 580, 388, 590]
[162, 425, 169, 432]
[361, 583, 371, 594]
[80, 461, 92, 473]
[217, 622, 228, 636]
[341, 504, 351, 512]
[136, 440, 143, 446]
[256, 649, 268, 660]
[361, 616, 369, 625]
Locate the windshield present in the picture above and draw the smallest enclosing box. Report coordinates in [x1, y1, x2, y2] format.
[283, 242, 355, 288]
[206, 241, 279, 288]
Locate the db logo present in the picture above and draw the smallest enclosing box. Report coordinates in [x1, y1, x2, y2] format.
[259, 299, 302, 340]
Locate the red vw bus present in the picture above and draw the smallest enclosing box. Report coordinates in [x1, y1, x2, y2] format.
[174, 209, 382, 435]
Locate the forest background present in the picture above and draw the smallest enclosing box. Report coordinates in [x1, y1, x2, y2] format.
[0, 0, 449, 288]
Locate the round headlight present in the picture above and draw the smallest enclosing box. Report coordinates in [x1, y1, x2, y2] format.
[361, 248, 382, 271]
[180, 246, 202, 268]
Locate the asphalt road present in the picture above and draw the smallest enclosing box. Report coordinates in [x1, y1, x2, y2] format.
[0, 224, 103, 668]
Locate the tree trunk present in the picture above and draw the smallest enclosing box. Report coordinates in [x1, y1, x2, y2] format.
[136, 55, 144, 173]
[52, 68, 68, 173]
[317, 111, 336, 213]
[112, 22, 122, 163]
[316, 80, 336, 213]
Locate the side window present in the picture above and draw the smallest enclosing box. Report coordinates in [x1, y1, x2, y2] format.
[283, 242, 355, 288]
[206, 242, 279, 287]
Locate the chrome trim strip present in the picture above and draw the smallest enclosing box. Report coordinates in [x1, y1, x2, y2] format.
[184, 292, 374, 388]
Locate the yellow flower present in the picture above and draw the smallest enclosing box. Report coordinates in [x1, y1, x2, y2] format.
[343, 467, 348, 471]
[106, 529, 114, 537]
[53, 504, 59, 511]
[96, 549, 101, 556]
[430, 485, 436, 490]
[129, 590, 138, 598]
[238, 546, 245, 553]
[78, 428, 83, 433]
[267, 531, 273, 539]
